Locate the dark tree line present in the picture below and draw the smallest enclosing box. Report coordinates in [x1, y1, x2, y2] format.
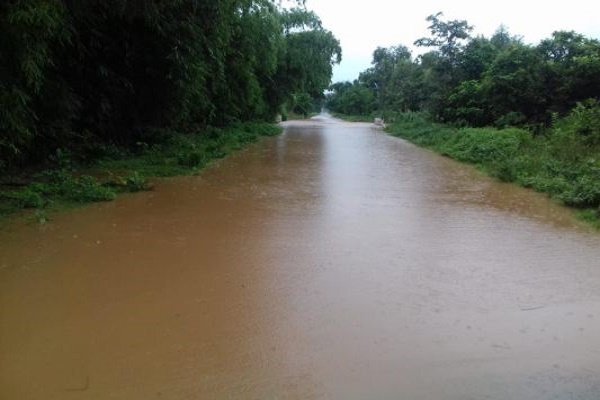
[0, 0, 341, 169]
[327, 13, 600, 130]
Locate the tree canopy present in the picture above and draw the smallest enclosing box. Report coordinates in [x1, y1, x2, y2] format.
[0, 0, 341, 169]
[326, 12, 600, 130]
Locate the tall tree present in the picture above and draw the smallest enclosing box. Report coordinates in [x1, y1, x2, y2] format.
[0, 0, 341, 168]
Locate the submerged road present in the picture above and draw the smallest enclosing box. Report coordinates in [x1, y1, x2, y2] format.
[1, 115, 600, 399]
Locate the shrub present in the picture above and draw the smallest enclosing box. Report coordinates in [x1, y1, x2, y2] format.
[125, 172, 150, 192]
[494, 112, 527, 128]
[63, 176, 116, 202]
[561, 99, 600, 146]
[4, 187, 45, 209]
[559, 175, 600, 208]
[177, 151, 207, 168]
[439, 127, 529, 164]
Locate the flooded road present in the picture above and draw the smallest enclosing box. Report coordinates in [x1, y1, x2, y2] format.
[1, 115, 600, 399]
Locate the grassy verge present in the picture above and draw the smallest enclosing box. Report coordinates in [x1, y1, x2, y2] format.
[0, 123, 282, 223]
[386, 113, 600, 228]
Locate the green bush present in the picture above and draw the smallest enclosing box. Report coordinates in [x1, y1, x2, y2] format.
[58, 176, 116, 203]
[489, 158, 520, 182]
[559, 99, 600, 146]
[125, 172, 150, 192]
[494, 112, 527, 128]
[177, 151, 207, 168]
[439, 127, 529, 164]
[559, 175, 600, 208]
[204, 141, 227, 159]
[3, 187, 45, 209]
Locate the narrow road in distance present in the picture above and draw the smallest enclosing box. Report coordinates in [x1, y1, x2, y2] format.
[1, 114, 599, 399]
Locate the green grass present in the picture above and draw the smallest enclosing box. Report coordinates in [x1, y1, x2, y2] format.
[0, 123, 282, 222]
[386, 113, 600, 228]
[578, 210, 600, 229]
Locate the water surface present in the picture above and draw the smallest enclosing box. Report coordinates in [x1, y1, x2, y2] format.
[1, 115, 599, 399]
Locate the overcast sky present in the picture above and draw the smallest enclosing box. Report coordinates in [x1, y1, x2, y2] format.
[303, 0, 600, 83]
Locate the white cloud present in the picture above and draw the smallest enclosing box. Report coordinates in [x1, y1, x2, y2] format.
[304, 0, 600, 82]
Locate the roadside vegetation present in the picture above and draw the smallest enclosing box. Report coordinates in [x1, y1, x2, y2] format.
[388, 112, 600, 224]
[0, 123, 281, 221]
[0, 1, 340, 221]
[326, 12, 600, 226]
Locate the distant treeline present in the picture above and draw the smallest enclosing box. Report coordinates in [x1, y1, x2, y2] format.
[0, 1, 341, 169]
[327, 12, 600, 132]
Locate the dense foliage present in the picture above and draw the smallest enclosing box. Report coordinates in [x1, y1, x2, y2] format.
[326, 13, 600, 130]
[0, 1, 341, 170]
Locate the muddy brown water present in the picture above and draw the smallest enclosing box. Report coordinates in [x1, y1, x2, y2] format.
[1, 115, 600, 399]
